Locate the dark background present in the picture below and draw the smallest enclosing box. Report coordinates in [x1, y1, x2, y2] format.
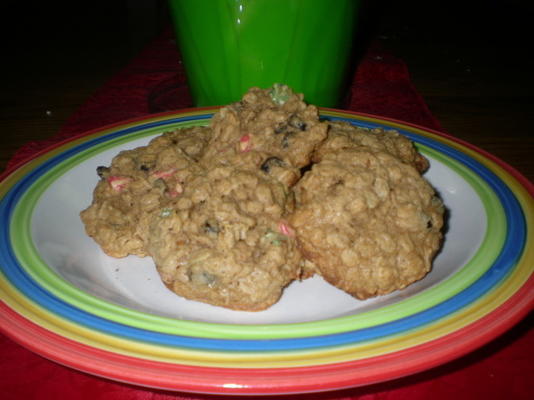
[1, 0, 533, 178]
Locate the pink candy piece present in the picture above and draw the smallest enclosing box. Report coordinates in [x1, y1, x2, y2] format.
[239, 134, 252, 152]
[278, 221, 295, 237]
[107, 176, 131, 192]
[152, 168, 177, 179]
[167, 182, 184, 198]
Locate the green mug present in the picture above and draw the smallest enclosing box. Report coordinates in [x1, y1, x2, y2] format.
[168, 0, 359, 107]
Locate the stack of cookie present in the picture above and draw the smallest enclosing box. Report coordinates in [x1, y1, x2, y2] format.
[81, 85, 444, 311]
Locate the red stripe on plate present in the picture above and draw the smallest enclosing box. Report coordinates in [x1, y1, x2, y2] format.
[1, 272, 532, 395]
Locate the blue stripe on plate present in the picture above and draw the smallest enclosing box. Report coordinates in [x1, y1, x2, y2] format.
[0, 114, 526, 351]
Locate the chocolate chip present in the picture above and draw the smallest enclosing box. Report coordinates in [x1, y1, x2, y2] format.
[203, 219, 220, 234]
[274, 123, 287, 134]
[96, 166, 110, 178]
[260, 157, 284, 173]
[288, 115, 307, 131]
[282, 132, 294, 148]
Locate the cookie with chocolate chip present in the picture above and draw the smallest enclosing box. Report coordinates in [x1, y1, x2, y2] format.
[80, 126, 209, 257]
[146, 164, 302, 311]
[201, 85, 328, 187]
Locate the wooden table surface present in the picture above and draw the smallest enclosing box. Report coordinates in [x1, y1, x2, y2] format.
[1, 1, 533, 182]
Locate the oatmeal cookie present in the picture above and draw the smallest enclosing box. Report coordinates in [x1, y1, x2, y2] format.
[289, 147, 444, 299]
[80, 126, 209, 258]
[146, 164, 302, 311]
[201, 85, 328, 187]
[315, 121, 430, 173]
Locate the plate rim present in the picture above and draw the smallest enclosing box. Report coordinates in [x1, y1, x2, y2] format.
[1, 267, 532, 395]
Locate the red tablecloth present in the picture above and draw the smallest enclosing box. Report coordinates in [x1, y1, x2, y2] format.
[1, 32, 533, 399]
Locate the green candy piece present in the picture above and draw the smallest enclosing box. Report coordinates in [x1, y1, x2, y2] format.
[269, 84, 293, 105]
[160, 208, 173, 218]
